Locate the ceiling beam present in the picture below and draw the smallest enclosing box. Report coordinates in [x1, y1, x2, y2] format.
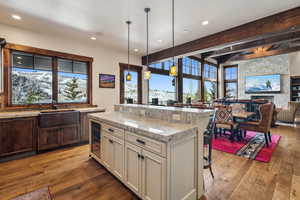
[223, 46, 300, 63]
[141, 6, 300, 65]
[204, 31, 300, 58]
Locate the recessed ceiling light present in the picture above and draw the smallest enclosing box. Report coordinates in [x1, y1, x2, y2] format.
[134, 49, 139, 52]
[90, 37, 97, 40]
[11, 14, 22, 20]
[157, 39, 163, 43]
[202, 21, 209, 26]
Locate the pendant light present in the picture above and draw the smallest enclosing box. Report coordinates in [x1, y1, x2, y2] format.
[126, 20, 132, 81]
[169, 0, 177, 76]
[144, 8, 151, 80]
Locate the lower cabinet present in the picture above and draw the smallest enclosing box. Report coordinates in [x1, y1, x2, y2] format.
[102, 132, 125, 180]
[0, 117, 36, 157]
[38, 125, 79, 151]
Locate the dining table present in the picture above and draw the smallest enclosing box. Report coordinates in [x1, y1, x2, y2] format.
[232, 111, 256, 141]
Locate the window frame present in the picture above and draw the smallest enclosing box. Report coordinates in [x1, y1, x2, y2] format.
[202, 60, 218, 102]
[223, 65, 238, 99]
[3, 43, 93, 109]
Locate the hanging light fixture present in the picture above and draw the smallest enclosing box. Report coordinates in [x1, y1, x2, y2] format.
[144, 8, 151, 80]
[126, 20, 132, 81]
[169, 0, 177, 76]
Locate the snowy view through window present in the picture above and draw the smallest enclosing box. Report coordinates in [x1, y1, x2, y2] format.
[12, 68, 53, 104]
[58, 72, 87, 103]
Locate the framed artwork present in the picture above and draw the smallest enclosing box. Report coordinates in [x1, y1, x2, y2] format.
[99, 74, 115, 88]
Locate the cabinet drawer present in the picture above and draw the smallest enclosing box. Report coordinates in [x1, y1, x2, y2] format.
[102, 123, 124, 139]
[125, 131, 166, 157]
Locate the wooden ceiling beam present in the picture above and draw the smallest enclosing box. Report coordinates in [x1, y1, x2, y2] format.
[205, 31, 300, 58]
[141, 7, 300, 65]
[223, 46, 300, 63]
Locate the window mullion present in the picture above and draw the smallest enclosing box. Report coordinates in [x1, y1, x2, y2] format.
[52, 57, 58, 103]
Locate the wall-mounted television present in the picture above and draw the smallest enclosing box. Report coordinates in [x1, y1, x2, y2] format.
[245, 74, 281, 93]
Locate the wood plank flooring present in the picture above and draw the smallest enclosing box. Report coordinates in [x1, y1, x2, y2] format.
[0, 122, 299, 200]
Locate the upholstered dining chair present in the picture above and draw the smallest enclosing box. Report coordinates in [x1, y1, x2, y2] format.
[277, 101, 300, 123]
[239, 103, 274, 147]
[214, 106, 238, 141]
[203, 115, 215, 178]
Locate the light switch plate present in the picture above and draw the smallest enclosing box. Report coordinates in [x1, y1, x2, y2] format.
[172, 114, 181, 121]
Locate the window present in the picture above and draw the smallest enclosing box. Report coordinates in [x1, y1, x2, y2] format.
[224, 65, 238, 99]
[148, 74, 176, 105]
[149, 59, 173, 70]
[58, 59, 88, 103]
[183, 78, 201, 103]
[182, 57, 201, 76]
[203, 62, 218, 102]
[8, 46, 92, 106]
[204, 81, 217, 103]
[124, 70, 138, 103]
[11, 52, 53, 104]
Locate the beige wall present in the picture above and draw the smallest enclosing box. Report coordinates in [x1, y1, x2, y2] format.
[0, 23, 142, 111]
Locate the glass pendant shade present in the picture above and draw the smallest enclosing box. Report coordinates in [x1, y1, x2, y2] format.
[169, 64, 177, 76]
[144, 70, 151, 80]
[126, 72, 132, 81]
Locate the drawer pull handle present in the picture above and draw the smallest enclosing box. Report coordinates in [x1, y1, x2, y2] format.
[108, 128, 114, 132]
[138, 154, 141, 158]
[136, 139, 145, 145]
[109, 139, 114, 143]
[141, 155, 145, 160]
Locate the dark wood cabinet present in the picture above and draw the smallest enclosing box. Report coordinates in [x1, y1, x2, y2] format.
[0, 117, 36, 157]
[61, 125, 80, 145]
[80, 113, 89, 143]
[38, 125, 80, 151]
[38, 127, 61, 151]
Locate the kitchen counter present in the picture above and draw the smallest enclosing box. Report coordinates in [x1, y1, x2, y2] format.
[0, 107, 105, 119]
[89, 112, 198, 142]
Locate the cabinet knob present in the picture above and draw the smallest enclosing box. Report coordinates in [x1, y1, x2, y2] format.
[109, 139, 114, 143]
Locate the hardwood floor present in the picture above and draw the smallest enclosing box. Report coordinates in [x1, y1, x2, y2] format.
[0, 123, 299, 200]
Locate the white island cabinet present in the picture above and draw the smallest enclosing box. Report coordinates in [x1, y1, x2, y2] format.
[89, 105, 212, 200]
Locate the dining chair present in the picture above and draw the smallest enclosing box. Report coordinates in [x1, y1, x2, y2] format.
[239, 102, 274, 147]
[214, 106, 238, 141]
[203, 114, 215, 178]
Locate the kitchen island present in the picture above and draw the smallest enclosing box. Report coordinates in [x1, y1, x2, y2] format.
[88, 104, 213, 200]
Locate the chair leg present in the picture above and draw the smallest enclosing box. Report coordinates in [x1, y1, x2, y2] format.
[268, 131, 272, 143]
[264, 133, 269, 147]
[209, 166, 214, 179]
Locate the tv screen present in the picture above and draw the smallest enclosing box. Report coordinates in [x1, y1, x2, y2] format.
[245, 74, 281, 93]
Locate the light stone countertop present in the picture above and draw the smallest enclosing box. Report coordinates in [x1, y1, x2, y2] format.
[0, 107, 105, 119]
[88, 111, 199, 142]
[116, 104, 213, 114]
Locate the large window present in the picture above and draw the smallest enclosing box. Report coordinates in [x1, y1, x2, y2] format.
[224, 65, 238, 99]
[183, 78, 201, 103]
[149, 60, 173, 70]
[148, 74, 176, 105]
[203, 62, 218, 103]
[58, 59, 88, 103]
[8, 47, 91, 106]
[11, 52, 53, 104]
[182, 57, 201, 103]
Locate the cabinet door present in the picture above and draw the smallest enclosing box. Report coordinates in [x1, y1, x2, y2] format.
[80, 113, 89, 143]
[124, 142, 142, 196]
[102, 134, 114, 169]
[141, 149, 166, 200]
[0, 118, 36, 156]
[61, 125, 80, 146]
[38, 128, 60, 151]
[112, 136, 124, 180]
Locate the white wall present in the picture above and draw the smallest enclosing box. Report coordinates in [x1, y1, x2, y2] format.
[0, 23, 142, 111]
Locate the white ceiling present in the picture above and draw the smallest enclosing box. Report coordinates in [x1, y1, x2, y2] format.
[0, 0, 299, 55]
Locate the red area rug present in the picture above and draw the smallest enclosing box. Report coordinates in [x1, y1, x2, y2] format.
[212, 131, 281, 162]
